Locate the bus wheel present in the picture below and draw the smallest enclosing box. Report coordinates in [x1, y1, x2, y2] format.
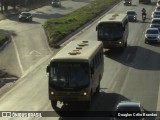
[51, 100, 57, 107]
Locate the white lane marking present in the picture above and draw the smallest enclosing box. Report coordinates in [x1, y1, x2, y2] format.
[23, 50, 42, 58]
[12, 36, 24, 75]
[29, 50, 41, 55]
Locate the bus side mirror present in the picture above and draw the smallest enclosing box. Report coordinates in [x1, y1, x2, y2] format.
[96, 26, 98, 31]
[46, 65, 50, 73]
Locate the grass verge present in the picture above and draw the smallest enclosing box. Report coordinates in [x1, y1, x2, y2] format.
[43, 0, 121, 47]
[0, 34, 8, 47]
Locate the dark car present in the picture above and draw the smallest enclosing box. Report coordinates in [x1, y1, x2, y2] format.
[113, 101, 145, 120]
[150, 18, 160, 32]
[151, 11, 160, 19]
[51, 0, 61, 7]
[126, 10, 137, 22]
[124, 0, 132, 6]
[19, 12, 32, 22]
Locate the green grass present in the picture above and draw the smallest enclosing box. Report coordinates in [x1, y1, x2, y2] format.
[0, 34, 7, 46]
[44, 0, 121, 47]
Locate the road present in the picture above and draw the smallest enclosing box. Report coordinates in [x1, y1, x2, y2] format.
[0, 0, 91, 77]
[0, 0, 160, 120]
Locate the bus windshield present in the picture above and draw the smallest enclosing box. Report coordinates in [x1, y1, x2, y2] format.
[49, 62, 89, 90]
[97, 22, 123, 40]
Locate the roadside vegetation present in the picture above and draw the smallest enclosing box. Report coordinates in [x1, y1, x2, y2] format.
[44, 0, 121, 47]
[0, 34, 8, 47]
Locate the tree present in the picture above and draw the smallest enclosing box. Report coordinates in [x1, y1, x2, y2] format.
[0, 0, 18, 12]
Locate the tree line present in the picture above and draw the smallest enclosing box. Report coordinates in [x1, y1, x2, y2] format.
[0, 0, 50, 12]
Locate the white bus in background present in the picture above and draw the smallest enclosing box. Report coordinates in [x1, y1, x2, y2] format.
[96, 13, 129, 50]
[46, 40, 104, 107]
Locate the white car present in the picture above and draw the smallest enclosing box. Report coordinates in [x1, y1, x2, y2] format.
[145, 28, 160, 43]
[155, 6, 160, 11]
[151, 11, 160, 18]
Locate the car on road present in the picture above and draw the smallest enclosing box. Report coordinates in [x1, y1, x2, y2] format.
[155, 6, 160, 12]
[124, 0, 132, 6]
[151, 11, 160, 19]
[145, 28, 160, 43]
[150, 18, 160, 30]
[51, 0, 61, 7]
[113, 101, 145, 120]
[126, 10, 137, 22]
[19, 12, 32, 22]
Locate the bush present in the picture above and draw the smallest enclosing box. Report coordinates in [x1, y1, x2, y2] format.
[0, 34, 8, 47]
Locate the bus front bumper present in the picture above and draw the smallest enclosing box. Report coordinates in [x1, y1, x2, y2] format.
[49, 90, 91, 102]
[102, 41, 125, 48]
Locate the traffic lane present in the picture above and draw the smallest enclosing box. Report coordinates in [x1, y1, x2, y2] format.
[105, 2, 160, 113]
[0, 23, 52, 73]
[110, 43, 160, 111]
[13, 25, 52, 72]
[3, 0, 91, 24]
[31, 0, 91, 24]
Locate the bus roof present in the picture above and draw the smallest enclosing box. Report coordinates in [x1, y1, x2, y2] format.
[98, 13, 127, 23]
[51, 40, 103, 62]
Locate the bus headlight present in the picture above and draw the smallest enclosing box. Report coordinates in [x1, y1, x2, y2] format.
[119, 41, 122, 44]
[51, 91, 54, 95]
[83, 92, 87, 95]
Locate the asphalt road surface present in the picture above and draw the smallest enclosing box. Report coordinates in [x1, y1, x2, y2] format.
[0, 0, 160, 120]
